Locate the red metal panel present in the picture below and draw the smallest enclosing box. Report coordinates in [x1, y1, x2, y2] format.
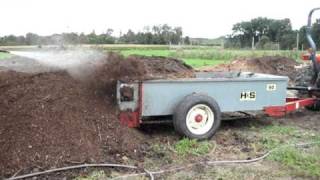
[119, 111, 140, 128]
[264, 98, 316, 117]
[119, 83, 143, 128]
[286, 97, 300, 102]
[264, 106, 286, 117]
[301, 54, 320, 62]
[302, 54, 310, 61]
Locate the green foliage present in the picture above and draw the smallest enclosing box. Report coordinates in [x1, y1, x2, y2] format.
[182, 59, 223, 68]
[268, 146, 320, 177]
[119, 47, 301, 68]
[119, 24, 183, 45]
[170, 49, 301, 61]
[259, 125, 299, 149]
[121, 49, 172, 57]
[171, 49, 235, 60]
[260, 137, 282, 149]
[189, 37, 224, 46]
[257, 124, 320, 177]
[261, 125, 298, 135]
[174, 138, 212, 156]
[226, 17, 317, 50]
[99, 44, 170, 51]
[86, 30, 115, 44]
[0, 35, 27, 46]
[299, 19, 320, 50]
[0, 24, 185, 46]
[0, 52, 11, 59]
[184, 36, 190, 45]
[256, 36, 271, 49]
[74, 170, 107, 180]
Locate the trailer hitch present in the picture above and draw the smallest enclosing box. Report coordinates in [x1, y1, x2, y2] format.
[287, 86, 320, 92]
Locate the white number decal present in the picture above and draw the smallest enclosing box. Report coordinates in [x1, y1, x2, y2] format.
[266, 84, 277, 91]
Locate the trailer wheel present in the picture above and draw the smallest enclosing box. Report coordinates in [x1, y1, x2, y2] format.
[173, 94, 221, 140]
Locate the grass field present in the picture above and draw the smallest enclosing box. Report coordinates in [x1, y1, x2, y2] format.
[0, 45, 302, 68]
[116, 47, 302, 68]
[0, 52, 11, 59]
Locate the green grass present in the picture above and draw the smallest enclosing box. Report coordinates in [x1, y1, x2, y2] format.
[174, 138, 213, 156]
[0, 52, 11, 59]
[259, 125, 306, 149]
[256, 124, 320, 177]
[182, 58, 226, 68]
[171, 49, 301, 60]
[268, 146, 320, 177]
[74, 170, 107, 180]
[261, 125, 298, 135]
[120, 49, 173, 57]
[118, 47, 302, 68]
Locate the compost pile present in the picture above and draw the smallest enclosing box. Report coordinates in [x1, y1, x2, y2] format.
[0, 53, 193, 177]
[200, 56, 299, 81]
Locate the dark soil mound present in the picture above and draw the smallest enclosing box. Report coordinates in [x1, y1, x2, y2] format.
[294, 64, 314, 87]
[93, 53, 194, 82]
[200, 56, 299, 81]
[0, 53, 193, 177]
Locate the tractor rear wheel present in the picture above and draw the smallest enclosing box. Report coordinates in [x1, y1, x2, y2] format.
[306, 99, 320, 111]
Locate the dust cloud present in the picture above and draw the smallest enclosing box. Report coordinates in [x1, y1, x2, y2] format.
[10, 49, 107, 78]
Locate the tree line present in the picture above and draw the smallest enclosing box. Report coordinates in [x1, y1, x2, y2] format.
[0, 24, 189, 46]
[225, 17, 320, 50]
[0, 20, 319, 50]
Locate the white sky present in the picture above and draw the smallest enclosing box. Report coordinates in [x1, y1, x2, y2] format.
[1, 0, 320, 38]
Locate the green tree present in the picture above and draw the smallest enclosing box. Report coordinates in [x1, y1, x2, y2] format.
[299, 19, 320, 50]
[25, 33, 40, 45]
[184, 36, 190, 45]
[227, 17, 294, 49]
[256, 35, 270, 49]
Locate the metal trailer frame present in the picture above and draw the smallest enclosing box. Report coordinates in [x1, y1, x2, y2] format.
[117, 72, 317, 128]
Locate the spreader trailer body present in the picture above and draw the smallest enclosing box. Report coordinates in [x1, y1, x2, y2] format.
[117, 72, 316, 139]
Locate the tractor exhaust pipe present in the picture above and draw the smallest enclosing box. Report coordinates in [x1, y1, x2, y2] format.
[306, 8, 320, 86]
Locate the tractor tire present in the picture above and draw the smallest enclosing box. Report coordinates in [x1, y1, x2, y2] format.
[173, 93, 221, 140]
[306, 100, 320, 111]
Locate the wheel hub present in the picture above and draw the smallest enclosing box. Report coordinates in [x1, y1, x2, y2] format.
[186, 104, 215, 135]
[195, 114, 203, 122]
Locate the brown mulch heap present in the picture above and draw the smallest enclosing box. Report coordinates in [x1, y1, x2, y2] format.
[0, 53, 193, 177]
[94, 53, 194, 82]
[199, 56, 299, 81]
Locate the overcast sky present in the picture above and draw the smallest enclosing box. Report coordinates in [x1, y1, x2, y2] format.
[1, 0, 319, 38]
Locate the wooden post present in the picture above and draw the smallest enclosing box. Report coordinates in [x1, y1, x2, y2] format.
[296, 32, 299, 50]
[221, 38, 224, 49]
[252, 36, 255, 50]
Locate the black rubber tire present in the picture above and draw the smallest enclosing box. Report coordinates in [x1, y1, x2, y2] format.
[173, 93, 221, 140]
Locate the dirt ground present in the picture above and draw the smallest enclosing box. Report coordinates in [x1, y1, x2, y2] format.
[199, 56, 299, 83]
[1, 53, 319, 179]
